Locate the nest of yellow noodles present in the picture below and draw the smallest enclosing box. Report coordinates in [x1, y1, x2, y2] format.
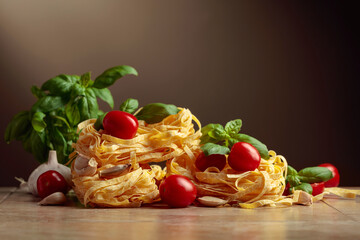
[167, 150, 290, 208]
[71, 108, 289, 208]
[71, 109, 201, 207]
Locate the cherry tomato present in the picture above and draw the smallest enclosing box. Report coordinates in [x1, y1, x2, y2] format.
[228, 142, 261, 171]
[103, 111, 138, 139]
[140, 163, 151, 170]
[311, 182, 325, 196]
[318, 163, 340, 187]
[195, 152, 226, 172]
[37, 170, 68, 198]
[159, 175, 197, 208]
[283, 183, 291, 196]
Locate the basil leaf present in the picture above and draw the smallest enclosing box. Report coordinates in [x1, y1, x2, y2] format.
[208, 126, 228, 141]
[201, 143, 230, 156]
[286, 175, 301, 187]
[70, 83, 86, 99]
[94, 112, 107, 131]
[49, 127, 67, 164]
[22, 130, 33, 152]
[135, 103, 179, 124]
[93, 65, 138, 89]
[4, 111, 31, 143]
[80, 72, 91, 87]
[92, 88, 114, 109]
[31, 86, 46, 99]
[31, 112, 47, 132]
[232, 133, 270, 160]
[86, 88, 99, 118]
[65, 102, 81, 127]
[77, 88, 99, 120]
[224, 119, 242, 136]
[287, 165, 298, 176]
[41, 74, 79, 96]
[200, 124, 223, 144]
[290, 183, 313, 195]
[52, 115, 71, 129]
[119, 98, 139, 114]
[298, 167, 333, 183]
[31, 96, 66, 113]
[226, 138, 238, 148]
[30, 130, 48, 163]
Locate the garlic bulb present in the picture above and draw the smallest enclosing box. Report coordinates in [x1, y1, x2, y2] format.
[24, 150, 72, 196]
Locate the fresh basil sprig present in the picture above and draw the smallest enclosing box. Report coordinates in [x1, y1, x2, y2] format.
[298, 167, 334, 183]
[135, 103, 179, 124]
[119, 98, 139, 114]
[4, 65, 137, 163]
[285, 165, 333, 195]
[94, 112, 107, 131]
[93, 65, 138, 89]
[290, 183, 313, 195]
[200, 119, 270, 159]
[201, 143, 230, 156]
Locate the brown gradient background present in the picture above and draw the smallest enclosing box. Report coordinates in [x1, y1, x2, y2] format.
[0, 1, 359, 186]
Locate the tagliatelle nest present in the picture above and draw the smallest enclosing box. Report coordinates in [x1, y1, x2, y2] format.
[71, 109, 201, 207]
[167, 149, 290, 208]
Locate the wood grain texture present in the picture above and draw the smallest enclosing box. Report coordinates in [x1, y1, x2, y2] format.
[0, 188, 359, 240]
[0, 187, 16, 204]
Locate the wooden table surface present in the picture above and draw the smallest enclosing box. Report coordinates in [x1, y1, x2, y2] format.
[0, 187, 359, 240]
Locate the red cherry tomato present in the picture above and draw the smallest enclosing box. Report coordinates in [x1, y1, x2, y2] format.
[283, 183, 291, 196]
[318, 163, 340, 187]
[311, 182, 325, 196]
[159, 175, 197, 208]
[228, 142, 261, 171]
[37, 170, 68, 198]
[195, 152, 226, 172]
[103, 111, 138, 139]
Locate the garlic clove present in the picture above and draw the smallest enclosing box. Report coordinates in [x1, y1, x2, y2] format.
[38, 192, 67, 206]
[74, 154, 98, 176]
[197, 196, 228, 207]
[293, 190, 313, 206]
[99, 164, 131, 178]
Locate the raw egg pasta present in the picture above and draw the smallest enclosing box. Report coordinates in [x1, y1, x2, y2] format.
[71, 109, 201, 207]
[167, 150, 290, 208]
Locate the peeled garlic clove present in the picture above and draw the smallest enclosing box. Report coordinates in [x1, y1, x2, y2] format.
[38, 192, 67, 206]
[197, 196, 228, 207]
[74, 154, 98, 176]
[99, 164, 131, 178]
[293, 190, 313, 206]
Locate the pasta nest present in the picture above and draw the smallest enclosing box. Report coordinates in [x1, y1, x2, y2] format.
[71, 109, 201, 207]
[167, 150, 289, 208]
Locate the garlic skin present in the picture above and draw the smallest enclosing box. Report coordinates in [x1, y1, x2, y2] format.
[38, 192, 67, 206]
[25, 150, 72, 196]
[73, 154, 98, 176]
